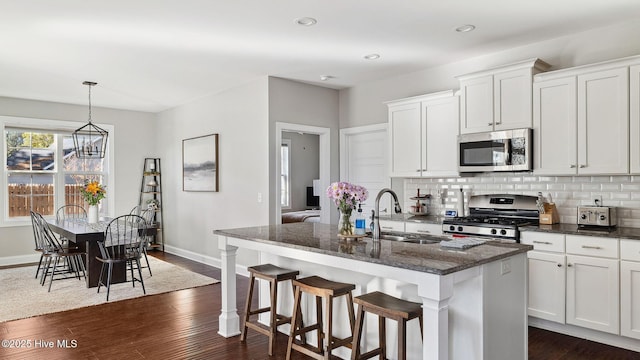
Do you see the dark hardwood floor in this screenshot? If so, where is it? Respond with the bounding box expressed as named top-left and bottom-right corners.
top-left (1, 252), bottom-right (638, 359)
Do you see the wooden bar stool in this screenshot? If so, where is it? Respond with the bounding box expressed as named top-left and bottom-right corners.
top-left (286, 275), bottom-right (356, 360)
top-left (240, 264), bottom-right (300, 356)
top-left (351, 291), bottom-right (423, 360)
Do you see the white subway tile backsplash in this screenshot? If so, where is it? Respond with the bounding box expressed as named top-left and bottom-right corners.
top-left (406, 173), bottom-right (640, 228)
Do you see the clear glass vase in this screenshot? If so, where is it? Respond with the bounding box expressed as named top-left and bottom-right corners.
top-left (338, 208), bottom-right (354, 235)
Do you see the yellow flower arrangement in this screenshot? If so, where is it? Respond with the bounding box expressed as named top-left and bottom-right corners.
top-left (80, 181), bottom-right (106, 206)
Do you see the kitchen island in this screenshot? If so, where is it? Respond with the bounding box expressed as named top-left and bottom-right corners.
top-left (214, 222), bottom-right (532, 360)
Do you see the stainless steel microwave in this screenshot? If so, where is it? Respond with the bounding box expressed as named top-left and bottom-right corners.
top-left (458, 128), bottom-right (532, 172)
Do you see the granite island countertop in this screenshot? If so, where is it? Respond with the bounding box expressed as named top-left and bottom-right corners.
top-left (214, 222), bottom-right (532, 276)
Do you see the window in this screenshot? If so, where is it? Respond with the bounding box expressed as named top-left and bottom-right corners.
top-left (280, 139), bottom-right (291, 209)
top-left (3, 117), bottom-right (111, 222)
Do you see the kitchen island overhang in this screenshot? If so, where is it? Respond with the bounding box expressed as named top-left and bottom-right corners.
top-left (214, 222), bottom-right (532, 360)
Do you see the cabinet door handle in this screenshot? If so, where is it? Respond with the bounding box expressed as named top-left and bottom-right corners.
top-left (416, 169), bottom-right (422, 172)
top-left (570, 165), bottom-right (577, 168)
top-left (495, 121), bottom-right (502, 125)
top-left (557, 263), bottom-right (562, 268)
top-left (533, 241), bottom-right (552, 245)
top-left (487, 122), bottom-right (494, 126)
top-left (381, 226), bottom-right (393, 230)
top-left (581, 245), bottom-right (602, 249)
top-left (579, 164), bottom-right (587, 168)
top-left (416, 230), bottom-right (430, 233)
top-left (567, 263), bottom-right (572, 267)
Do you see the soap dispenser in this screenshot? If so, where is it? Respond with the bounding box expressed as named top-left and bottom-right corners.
top-left (355, 204), bottom-right (366, 235)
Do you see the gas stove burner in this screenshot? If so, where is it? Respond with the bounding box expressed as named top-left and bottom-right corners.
top-left (442, 194), bottom-right (541, 242)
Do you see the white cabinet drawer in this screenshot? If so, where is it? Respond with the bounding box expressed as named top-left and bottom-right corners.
top-left (621, 239), bottom-right (640, 262)
top-left (378, 219), bottom-right (405, 232)
top-left (520, 232), bottom-right (565, 253)
top-left (566, 235), bottom-right (618, 258)
top-left (405, 222), bottom-right (442, 236)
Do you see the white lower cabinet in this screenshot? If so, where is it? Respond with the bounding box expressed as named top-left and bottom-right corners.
top-left (405, 222), bottom-right (442, 236)
top-left (523, 231), bottom-right (623, 335)
top-left (527, 250), bottom-right (566, 323)
top-left (377, 219), bottom-right (405, 232)
top-left (621, 239), bottom-right (640, 340)
top-left (565, 254), bottom-right (619, 334)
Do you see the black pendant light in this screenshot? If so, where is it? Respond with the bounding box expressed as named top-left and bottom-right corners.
top-left (72, 81), bottom-right (108, 158)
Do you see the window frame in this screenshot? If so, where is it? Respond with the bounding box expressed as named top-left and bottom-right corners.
top-left (1, 115), bottom-right (115, 226)
top-left (280, 139), bottom-right (291, 210)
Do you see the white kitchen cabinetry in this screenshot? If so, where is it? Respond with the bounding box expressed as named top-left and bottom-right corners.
top-left (405, 222), bottom-right (442, 236)
top-left (565, 235), bottom-right (619, 335)
top-left (388, 101), bottom-right (422, 177)
top-left (631, 65), bottom-right (640, 173)
top-left (534, 58), bottom-right (635, 175)
top-left (387, 91), bottom-right (458, 177)
top-left (621, 239), bottom-right (640, 340)
top-left (521, 232), bottom-right (566, 323)
top-left (457, 58), bottom-right (550, 134)
top-left (378, 219), bottom-right (405, 232)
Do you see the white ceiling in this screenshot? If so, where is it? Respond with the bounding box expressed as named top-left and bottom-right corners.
top-left (1, 0), bottom-right (639, 113)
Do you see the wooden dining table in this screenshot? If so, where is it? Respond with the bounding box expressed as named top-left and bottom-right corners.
top-left (46, 218), bottom-right (127, 288)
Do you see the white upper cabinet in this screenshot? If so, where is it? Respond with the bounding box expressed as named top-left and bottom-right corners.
top-left (387, 91), bottom-right (459, 178)
top-left (533, 77), bottom-right (577, 175)
top-left (534, 57), bottom-right (637, 175)
top-left (631, 65), bottom-right (640, 173)
top-left (457, 58), bottom-right (550, 134)
top-left (388, 101), bottom-right (422, 177)
top-left (577, 68), bottom-right (629, 174)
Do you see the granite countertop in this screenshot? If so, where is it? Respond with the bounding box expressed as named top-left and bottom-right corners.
top-left (521, 223), bottom-right (640, 241)
top-left (214, 222), bottom-right (532, 276)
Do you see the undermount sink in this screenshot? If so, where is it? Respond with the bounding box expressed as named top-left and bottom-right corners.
top-left (373, 232), bottom-right (440, 244)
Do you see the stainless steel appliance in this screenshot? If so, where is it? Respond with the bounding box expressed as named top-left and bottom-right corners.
top-left (577, 206), bottom-right (617, 228)
top-left (458, 128), bottom-right (532, 172)
top-left (442, 194), bottom-right (539, 242)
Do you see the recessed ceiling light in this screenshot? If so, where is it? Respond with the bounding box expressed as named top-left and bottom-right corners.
top-left (455, 24), bottom-right (476, 33)
top-left (320, 75), bottom-right (333, 81)
top-left (364, 53), bottom-right (380, 60)
top-left (295, 17), bottom-right (317, 26)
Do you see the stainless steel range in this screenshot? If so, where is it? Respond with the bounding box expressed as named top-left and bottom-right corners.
top-left (442, 194), bottom-right (539, 242)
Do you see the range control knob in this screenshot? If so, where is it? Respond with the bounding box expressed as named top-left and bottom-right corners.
top-left (500, 229), bottom-right (507, 235)
top-left (580, 213), bottom-right (587, 220)
top-left (490, 229), bottom-right (497, 235)
top-left (599, 214), bottom-right (607, 221)
top-left (449, 225), bottom-right (455, 231)
top-left (457, 226), bottom-right (463, 232)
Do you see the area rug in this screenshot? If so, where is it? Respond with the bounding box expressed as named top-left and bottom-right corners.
top-left (0, 256), bottom-right (218, 322)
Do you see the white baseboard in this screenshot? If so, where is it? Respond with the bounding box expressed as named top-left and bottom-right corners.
top-left (0, 254), bottom-right (40, 267)
top-left (162, 244), bottom-right (249, 277)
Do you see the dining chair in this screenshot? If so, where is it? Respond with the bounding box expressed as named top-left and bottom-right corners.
top-left (129, 207), bottom-right (154, 276)
top-left (55, 204), bottom-right (87, 245)
top-left (31, 211), bottom-right (87, 291)
top-left (96, 214), bottom-right (147, 301)
top-left (30, 211), bottom-right (50, 279)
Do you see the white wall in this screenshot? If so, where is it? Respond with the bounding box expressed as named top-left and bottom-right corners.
top-left (268, 77), bottom-right (340, 224)
top-left (0, 96), bottom-right (156, 265)
top-left (155, 78), bottom-right (270, 267)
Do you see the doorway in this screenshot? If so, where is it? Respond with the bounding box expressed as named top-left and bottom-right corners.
top-left (275, 122), bottom-right (330, 224)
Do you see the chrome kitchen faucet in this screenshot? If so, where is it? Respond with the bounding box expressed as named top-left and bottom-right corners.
top-left (372, 188), bottom-right (402, 241)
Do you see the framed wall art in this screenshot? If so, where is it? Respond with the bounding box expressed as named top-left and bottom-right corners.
top-left (182, 133), bottom-right (219, 192)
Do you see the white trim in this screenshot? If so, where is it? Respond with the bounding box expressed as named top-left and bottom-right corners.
top-left (280, 138), bottom-right (292, 209)
top-left (274, 122), bottom-right (330, 224)
top-left (0, 115), bottom-right (115, 227)
top-left (163, 243), bottom-right (249, 277)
